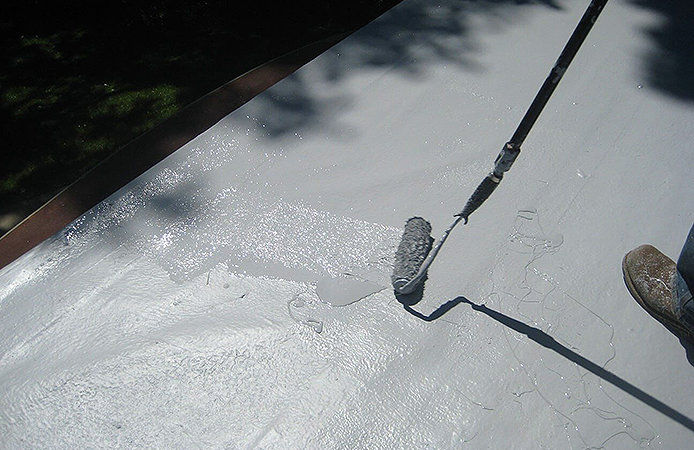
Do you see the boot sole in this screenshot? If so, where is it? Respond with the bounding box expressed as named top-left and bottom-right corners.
top-left (622, 253), bottom-right (694, 341)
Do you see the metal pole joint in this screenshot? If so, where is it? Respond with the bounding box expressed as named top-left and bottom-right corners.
top-left (492, 142), bottom-right (521, 178)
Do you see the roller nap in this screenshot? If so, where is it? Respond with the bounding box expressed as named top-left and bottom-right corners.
top-left (391, 217), bottom-right (432, 294)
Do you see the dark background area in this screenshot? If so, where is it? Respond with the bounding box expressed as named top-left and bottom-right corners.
top-left (1, 0), bottom-right (691, 239)
top-left (0, 0), bottom-right (401, 235)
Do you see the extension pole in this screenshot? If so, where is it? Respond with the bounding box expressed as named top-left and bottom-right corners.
top-left (510, 0), bottom-right (609, 147)
top-left (393, 0), bottom-right (610, 295)
top-left (458, 0), bottom-right (609, 222)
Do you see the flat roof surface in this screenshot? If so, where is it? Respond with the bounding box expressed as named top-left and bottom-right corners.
top-left (1, 0), bottom-right (693, 447)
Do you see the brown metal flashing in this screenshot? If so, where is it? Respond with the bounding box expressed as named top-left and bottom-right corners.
top-left (0, 35), bottom-right (345, 271)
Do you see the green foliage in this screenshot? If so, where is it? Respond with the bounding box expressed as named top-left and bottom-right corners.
top-left (0, 0), bottom-right (401, 229)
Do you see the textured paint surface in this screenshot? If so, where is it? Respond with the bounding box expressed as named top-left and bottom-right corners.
top-left (1, 0), bottom-right (694, 447)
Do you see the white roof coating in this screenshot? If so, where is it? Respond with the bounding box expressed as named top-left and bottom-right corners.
top-left (1, 0), bottom-right (693, 447)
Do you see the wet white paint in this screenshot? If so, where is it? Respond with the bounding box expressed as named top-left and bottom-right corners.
top-left (316, 275), bottom-right (384, 307)
top-left (1, 0), bottom-right (693, 448)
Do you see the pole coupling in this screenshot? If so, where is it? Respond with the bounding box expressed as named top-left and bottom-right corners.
top-left (492, 142), bottom-right (521, 178)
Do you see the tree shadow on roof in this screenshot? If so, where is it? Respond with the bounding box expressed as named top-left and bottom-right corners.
top-left (243, 0), bottom-right (566, 139)
top-left (629, 0), bottom-right (694, 102)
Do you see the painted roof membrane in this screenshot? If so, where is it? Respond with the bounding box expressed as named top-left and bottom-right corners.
top-left (1, 0), bottom-right (693, 447)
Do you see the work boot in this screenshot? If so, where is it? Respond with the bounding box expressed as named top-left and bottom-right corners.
top-left (622, 245), bottom-right (694, 341)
